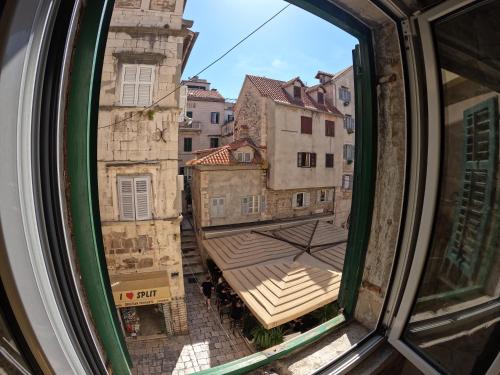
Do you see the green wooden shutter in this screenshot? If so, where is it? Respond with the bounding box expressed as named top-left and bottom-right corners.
top-left (445, 97), bottom-right (498, 279)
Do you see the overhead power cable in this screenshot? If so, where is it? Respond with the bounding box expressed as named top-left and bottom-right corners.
top-left (100, 4), bottom-right (291, 129)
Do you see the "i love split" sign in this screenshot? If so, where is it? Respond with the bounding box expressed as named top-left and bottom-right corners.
top-left (113, 287), bottom-right (171, 307)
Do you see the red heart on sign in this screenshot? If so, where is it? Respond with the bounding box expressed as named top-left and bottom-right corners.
top-left (126, 292), bottom-right (134, 300)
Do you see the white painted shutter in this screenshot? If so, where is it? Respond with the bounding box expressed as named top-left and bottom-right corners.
top-left (241, 197), bottom-right (248, 215)
top-left (211, 198), bottom-right (218, 217)
top-left (134, 176), bottom-right (151, 220)
top-left (138, 66), bottom-right (152, 82)
top-left (218, 198), bottom-right (224, 217)
top-left (260, 195), bottom-right (266, 213)
top-left (137, 66), bottom-right (153, 106)
top-left (328, 189), bottom-right (334, 201)
top-left (137, 84), bottom-right (151, 106)
top-left (118, 177), bottom-right (135, 220)
top-left (292, 193), bottom-right (298, 208)
top-left (304, 192), bottom-right (310, 207)
top-left (122, 65), bottom-right (137, 105)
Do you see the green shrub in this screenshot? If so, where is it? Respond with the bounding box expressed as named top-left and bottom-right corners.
top-left (311, 302), bottom-right (339, 324)
top-left (251, 324), bottom-right (284, 350)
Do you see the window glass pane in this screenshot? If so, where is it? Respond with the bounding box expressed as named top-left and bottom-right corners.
top-left (403, 2), bottom-right (500, 373)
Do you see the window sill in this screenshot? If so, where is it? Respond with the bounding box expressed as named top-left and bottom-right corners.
top-left (195, 315), bottom-right (372, 375)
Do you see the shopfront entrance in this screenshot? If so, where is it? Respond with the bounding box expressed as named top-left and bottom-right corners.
top-left (120, 304), bottom-right (166, 338)
top-left (110, 271), bottom-right (171, 339)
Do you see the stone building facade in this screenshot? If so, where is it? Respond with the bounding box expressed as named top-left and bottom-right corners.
top-left (97, 0), bottom-right (196, 336)
top-left (189, 72), bottom-right (353, 231)
top-left (319, 67), bottom-right (356, 227)
top-left (178, 76), bottom-right (226, 175)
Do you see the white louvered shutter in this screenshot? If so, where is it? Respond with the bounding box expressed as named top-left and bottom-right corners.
top-left (134, 176), bottom-right (151, 220)
top-left (211, 198), bottom-right (218, 217)
top-left (304, 192), bottom-right (310, 207)
top-left (218, 198), bottom-right (224, 217)
top-left (121, 65), bottom-right (137, 105)
top-left (118, 177), bottom-right (135, 220)
top-left (137, 66), bottom-right (153, 106)
top-left (241, 197), bottom-right (248, 215)
top-left (292, 193), bottom-right (298, 208)
top-left (328, 189), bottom-right (334, 201)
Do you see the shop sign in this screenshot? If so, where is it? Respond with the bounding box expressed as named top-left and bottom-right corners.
top-left (113, 287), bottom-right (170, 307)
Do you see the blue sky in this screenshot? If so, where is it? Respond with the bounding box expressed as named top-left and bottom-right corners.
top-left (182, 0), bottom-right (358, 99)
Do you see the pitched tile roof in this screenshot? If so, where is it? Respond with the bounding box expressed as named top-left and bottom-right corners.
top-left (315, 70), bottom-right (334, 79)
top-left (187, 88), bottom-right (225, 102)
top-left (246, 75), bottom-right (343, 116)
top-left (186, 138), bottom-right (262, 166)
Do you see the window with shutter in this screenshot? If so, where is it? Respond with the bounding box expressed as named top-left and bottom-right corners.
top-left (118, 175), bottom-right (152, 220)
top-left (318, 189), bottom-right (328, 202)
top-left (121, 64), bottom-right (154, 106)
top-left (343, 144), bottom-right (354, 162)
top-left (342, 174), bottom-right (353, 190)
top-left (241, 196), bottom-right (261, 214)
top-left (210, 197), bottom-right (225, 218)
top-left (339, 86), bottom-right (351, 102)
top-left (301, 116), bottom-right (312, 134)
top-left (210, 112), bottom-right (220, 124)
top-left (444, 97), bottom-right (497, 279)
top-left (293, 192), bottom-right (309, 208)
top-left (344, 115), bottom-right (355, 133)
top-left (325, 120), bottom-right (335, 137)
top-left (297, 152), bottom-right (315, 168)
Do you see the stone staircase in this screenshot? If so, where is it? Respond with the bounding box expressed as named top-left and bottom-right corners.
top-left (181, 218), bottom-right (206, 278)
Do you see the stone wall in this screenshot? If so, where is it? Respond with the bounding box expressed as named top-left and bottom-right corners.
top-left (233, 79), bottom-right (267, 146)
top-left (97, 0), bottom-right (189, 332)
top-left (195, 166), bottom-right (269, 227)
top-left (354, 21), bottom-right (406, 328)
top-left (112, 0), bottom-right (184, 29)
top-left (266, 188), bottom-right (336, 220)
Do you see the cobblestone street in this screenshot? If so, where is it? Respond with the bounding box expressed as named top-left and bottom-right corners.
top-left (128, 278), bottom-right (251, 375)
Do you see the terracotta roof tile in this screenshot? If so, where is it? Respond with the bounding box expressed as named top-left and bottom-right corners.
top-left (186, 138), bottom-right (262, 166)
top-left (246, 75), bottom-right (343, 116)
top-left (188, 88), bottom-right (225, 102)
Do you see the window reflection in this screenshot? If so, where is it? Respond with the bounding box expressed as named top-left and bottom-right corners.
top-left (403, 1), bottom-right (500, 374)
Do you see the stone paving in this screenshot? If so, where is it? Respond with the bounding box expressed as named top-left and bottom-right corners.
top-left (128, 278), bottom-right (252, 375)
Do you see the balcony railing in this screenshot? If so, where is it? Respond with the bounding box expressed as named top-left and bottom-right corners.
top-left (179, 120), bottom-right (201, 130)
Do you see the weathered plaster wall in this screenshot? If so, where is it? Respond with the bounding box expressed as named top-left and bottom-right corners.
top-left (354, 21), bottom-right (406, 328)
top-left (196, 167), bottom-right (269, 227)
top-left (179, 98), bottom-right (225, 168)
top-left (268, 101), bottom-right (345, 191)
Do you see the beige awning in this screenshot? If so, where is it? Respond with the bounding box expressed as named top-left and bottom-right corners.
top-left (110, 271), bottom-right (171, 308)
top-left (203, 220), bottom-right (348, 329)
